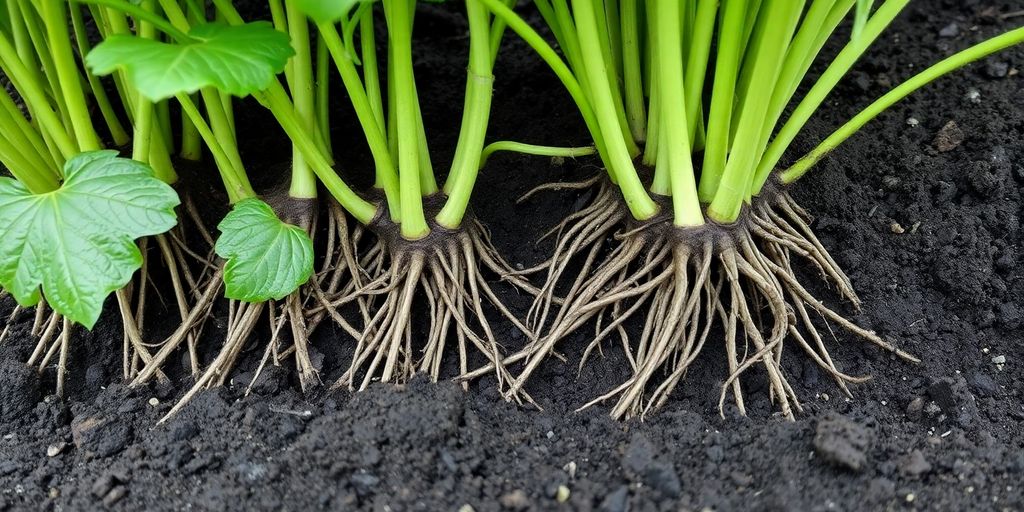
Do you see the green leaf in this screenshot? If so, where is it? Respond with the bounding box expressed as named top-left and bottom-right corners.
top-left (215, 198), bottom-right (314, 302)
top-left (86, 22), bottom-right (294, 101)
top-left (293, 0), bottom-right (372, 25)
top-left (0, 151), bottom-right (180, 329)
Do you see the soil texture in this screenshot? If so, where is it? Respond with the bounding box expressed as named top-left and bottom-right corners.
top-left (1, 1), bottom-right (1023, 511)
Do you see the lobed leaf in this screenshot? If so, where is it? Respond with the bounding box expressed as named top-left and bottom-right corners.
top-left (86, 22), bottom-right (294, 101)
top-left (215, 198), bottom-right (314, 302)
top-left (0, 151), bottom-right (180, 329)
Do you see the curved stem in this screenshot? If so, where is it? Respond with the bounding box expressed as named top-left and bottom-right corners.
top-left (386, 0), bottom-right (429, 239)
top-left (75, 0), bottom-right (192, 42)
top-left (754, 0), bottom-right (907, 193)
top-left (571, 0), bottom-right (658, 221)
top-left (256, 80), bottom-right (379, 224)
top-left (478, 141), bottom-right (596, 168)
top-left (437, 0), bottom-right (494, 229)
top-left (781, 26), bottom-right (1024, 184)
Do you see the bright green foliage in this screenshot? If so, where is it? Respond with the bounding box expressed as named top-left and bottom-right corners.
top-left (293, 0), bottom-right (368, 24)
top-left (0, 151), bottom-right (180, 328)
top-left (215, 198), bottom-right (314, 302)
top-left (85, 22), bottom-right (294, 100)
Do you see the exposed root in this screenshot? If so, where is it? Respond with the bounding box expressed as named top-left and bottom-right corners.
top-left (334, 213), bottom-right (534, 403)
top-left (495, 177), bottom-right (916, 420)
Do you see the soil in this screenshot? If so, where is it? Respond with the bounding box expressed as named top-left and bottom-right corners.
top-left (2, 1), bottom-right (1024, 511)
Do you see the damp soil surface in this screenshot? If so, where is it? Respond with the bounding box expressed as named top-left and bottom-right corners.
top-left (2, 2), bottom-right (1024, 511)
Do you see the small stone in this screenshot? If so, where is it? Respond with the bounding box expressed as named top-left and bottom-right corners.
top-left (992, 355), bottom-right (1006, 365)
top-left (965, 88), bottom-right (981, 104)
top-left (599, 486), bottom-right (629, 512)
top-left (102, 486), bottom-right (127, 507)
top-left (900, 450), bottom-right (932, 477)
top-left (730, 471), bottom-right (754, 487)
top-left (934, 121), bottom-right (964, 152)
top-left (969, 373), bottom-right (999, 397)
top-left (890, 222), bottom-right (905, 234)
top-left (882, 175), bottom-right (901, 189)
top-left (906, 117), bottom-right (919, 127)
top-left (499, 490), bottom-right (530, 510)
top-left (350, 472), bottom-right (379, 496)
top-left (458, 506), bottom-right (475, 512)
top-left (814, 414), bottom-right (871, 472)
top-left (906, 397), bottom-right (924, 420)
top-left (555, 485), bottom-right (570, 503)
top-left (563, 461), bottom-right (577, 479)
top-left (938, 23), bottom-right (959, 38)
top-left (984, 60), bottom-right (1009, 79)
top-left (48, 487), bottom-right (60, 499)
top-left (148, 397), bottom-right (160, 407)
top-left (46, 442), bottom-right (67, 458)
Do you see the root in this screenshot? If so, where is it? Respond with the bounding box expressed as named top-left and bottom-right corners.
top-left (334, 220), bottom-right (533, 403)
top-left (490, 177), bottom-right (915, 419)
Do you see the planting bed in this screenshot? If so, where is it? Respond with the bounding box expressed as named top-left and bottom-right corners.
top-left (1, 1), bottom-right (1023, 510)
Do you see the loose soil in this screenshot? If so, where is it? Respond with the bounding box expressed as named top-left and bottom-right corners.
top-left (2, 2), bottom-right (1023, 511)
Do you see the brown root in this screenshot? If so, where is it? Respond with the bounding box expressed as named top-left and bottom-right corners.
top-left (333, 219), bottom-right (533, 403)
top-left (488, 176), bottom-right (915, 420)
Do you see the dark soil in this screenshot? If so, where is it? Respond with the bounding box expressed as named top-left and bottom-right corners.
top-left (2, 2), bottom-right (1024, 511)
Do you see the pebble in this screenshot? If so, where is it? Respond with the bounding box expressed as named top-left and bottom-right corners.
top-left (938, 22), bottom-right (959, 38)
top-left (906, 397), bottom-right (924, 420)
top-left (814, 414), bottom-right (871, 472)
top-left (965, 88), bottom-right (981, 104)
top-left (984, 60), bottom-right (1009, 79)
top-left (969, 373), bottom-right (999, 397)
top-left (906, 117), bottom-right (919, 127)
top-left (46, 442), bottom-right (66, 458)
top-left (563, 461), bottom-right (577, 479)
top-left (350, 471), bottom-right (379, 496)
top-left (458, 506), bottom-right (474, 512)
top-left (599, 486), bottom-right (629, 512)
top-left (900, 450), bottom-right (933, 477)
top-left (622, 435), bottom-right (681, 497)
top-left (934, 120), bottom-right (964, 152)
top-left (499, 490), bottom-right (530, 510)
top-left (102, 486), bottom-right (128, 507)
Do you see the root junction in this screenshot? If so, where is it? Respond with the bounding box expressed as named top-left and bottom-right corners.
top-left (333, 202), bottom-right (536, 401)
top-left (497, 177), bottom-right (917, 420)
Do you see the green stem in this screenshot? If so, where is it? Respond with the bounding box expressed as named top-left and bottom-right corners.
top-left (256, 81), bottom-right (378, 224)
top-left (284, 0), bottom-right (318, 200)
top-left (697, 0), bottom-right (746, 202)
top-left (782, 25), bottom-right (1024, 184)
top-left (707, 0), bottom-right (801, 223)
top-left (175, 93), bottom-right (253, 202)
top-left (0, 86), bottom-right (60, 174)
top-left (385, 0), bottom-right (429, 238)
top-left (0, 136), bottom-right (60, 194)
top-left (41, 0), bottom-right (102, 152)
top-left (619, 0), bottom-right (646, 143)
top-left (571, 0), bottom-right (658, 221)
top-left (0, 30), bottom-right (78, 160)
top-left (754, 0), bottom-right (907, 193)
top-left (199, 88), bottom-right (247, 180)
top-left (315, 33), bottom-right (333, 158)
top-left (478, 0), bottom-right (612, 180)
top-left (479, 141), bottom-right (596, 169)
top-left (74, 0), bottom-right (192, 42)
top-left (652, 0), bottom-right (702, 226)
top-left (69, 0), bottom-right (130, 146)
top-left (683, 0), bottom-right (717, 146)
top-left (318, 21), bottom-right (401, 221)
top-left (437, 0), bottom-right (494, 228)
top-left (360, 6), bottom-right (386, 130)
